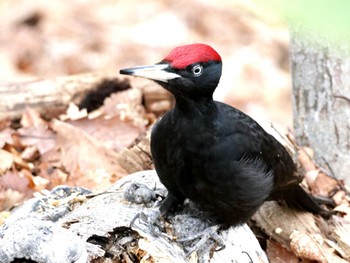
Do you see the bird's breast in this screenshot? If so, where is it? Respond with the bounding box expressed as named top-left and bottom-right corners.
top-left (151, 113), bottom-right (220, 171)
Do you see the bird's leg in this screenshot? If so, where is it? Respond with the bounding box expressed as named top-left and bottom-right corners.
top-left (129, 199), bottom-right (160, 226)
top-left (130, 191), bottom-right (184, 238)
top-left (177, 225), bottom-right (225, 255)
top-left (124, 182), bottom-right (164, 234)
top-left (159, 192), bottom-right (185, 216)
top-left (131, 204), bottom-right (173, 239)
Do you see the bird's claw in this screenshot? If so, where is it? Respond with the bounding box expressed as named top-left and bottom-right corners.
top-left (129, 208), bottom-right (174, 240)
top-left (177, 225), bottom-right (225, 256)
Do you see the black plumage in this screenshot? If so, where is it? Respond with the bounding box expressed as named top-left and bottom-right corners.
top-left (120, 43), bottom-right (330, 226)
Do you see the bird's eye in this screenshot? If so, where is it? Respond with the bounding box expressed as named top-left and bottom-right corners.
top-left (192, 65), bottom-right (203, 76)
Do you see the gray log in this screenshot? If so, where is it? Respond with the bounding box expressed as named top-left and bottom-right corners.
top-left (0, 170), bottom-right (267, 263)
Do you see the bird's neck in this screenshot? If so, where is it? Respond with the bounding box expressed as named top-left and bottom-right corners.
top-left (174, 95), bottom-right (218, 118)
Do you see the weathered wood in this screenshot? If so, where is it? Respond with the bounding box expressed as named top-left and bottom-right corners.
top-left (0, 72), bottom-right (128, 120)
top-left (0, 171), bottom-right (268, 263)
top-left (253, 201), bottom-right (349, 262)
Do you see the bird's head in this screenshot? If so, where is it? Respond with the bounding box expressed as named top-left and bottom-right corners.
top-left (120, 43), bottom-right (222, 99)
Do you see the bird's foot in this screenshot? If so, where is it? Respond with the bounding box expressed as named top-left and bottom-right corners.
top-left (124, 182), bottom-right (167, 233)
top-left (129, 201), bottom-right (173, 239)
top-left (177, 225), bottom-right (225, 256)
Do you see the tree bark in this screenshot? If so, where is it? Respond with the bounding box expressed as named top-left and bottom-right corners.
top-left (290, 31), bottom-right (350, 183)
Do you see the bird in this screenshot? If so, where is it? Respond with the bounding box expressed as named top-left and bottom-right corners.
top-left (119, 43), bottom-right (331, 227)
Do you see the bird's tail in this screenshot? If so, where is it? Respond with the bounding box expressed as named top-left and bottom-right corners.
top-left (284, 185), bottom-right (333, 217)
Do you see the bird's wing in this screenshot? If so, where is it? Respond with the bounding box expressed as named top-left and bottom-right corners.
top-left (214, 101), bottom-right (301, 191)
top-left (213, 101), bottom-right (266, 160)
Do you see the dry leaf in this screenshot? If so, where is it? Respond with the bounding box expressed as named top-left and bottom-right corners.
top-left (298, 148), bottom-right (337, 196)
top-left (311, 171), bottom-right (338, 197)
top-left (31, 175), bottom-right (50, 191)
top-left (17, 125), bottom-right (56, 155)
top-left (67, 115), bottom-right (145, 151)
top-left (2, 145), bottom-right (32, 171)
top-left (0, 149), bottom-right (14, 174)
top-left (0, 127), bottom-right (15, 148)
top-left (0, 170), bottom-right (35, 210)
top-left (0, 189), bottom-right (26, 211)
top-left (51, 119), bottom-right (127, 189)
top-left (21, 145), bottom-right (40, 161)
top-left (20, 107), bottom-right (47, 128)
top-left (38, 161), bottom-right (69, 189)
top-left (0, 119), bottom-right (11, 131)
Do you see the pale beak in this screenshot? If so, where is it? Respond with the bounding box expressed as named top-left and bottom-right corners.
top-left (119, 64), bottom-right (180, 83)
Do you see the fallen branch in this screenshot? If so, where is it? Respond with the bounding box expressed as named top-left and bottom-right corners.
top-left (0, 72), bottom-right (173, 121)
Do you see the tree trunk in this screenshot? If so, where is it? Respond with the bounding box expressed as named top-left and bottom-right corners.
top-left (290, 31), bottom-right (350, 183)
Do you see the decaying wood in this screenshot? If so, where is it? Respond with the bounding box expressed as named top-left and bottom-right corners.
top-left (0, 171), bottom-right (268, 263)
top-left (0, 72), bottom-right (116, 120)
top-left (253, 201), bottom-right (350, 262)
top-left (0, 72), bottom-right (173, 122)
top-left (117, 130), bottom-right (153, 173)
